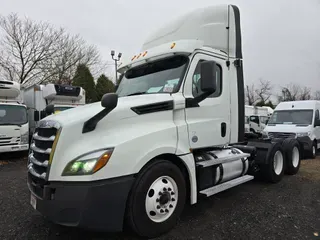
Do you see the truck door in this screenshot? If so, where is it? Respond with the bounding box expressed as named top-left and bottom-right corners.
top-left (183, 53), bottom-right (230, 149)
top-left (249, 115), bottom-right (260, 133)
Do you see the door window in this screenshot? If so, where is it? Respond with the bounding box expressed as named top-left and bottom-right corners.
top-left (250, 116), bottom-right (260, 124)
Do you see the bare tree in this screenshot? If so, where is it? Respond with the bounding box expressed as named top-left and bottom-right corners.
top-left (314, 91), bottom-right (320, 100)
top-left (255, 78), bottom-right (272, 103)
top-left (245, 84), bottom-right (257, 105)
top-left (299, 86), bottom-right (312, 100)
top-left (0, 13), bottom-right (102, 87)
top-left (280, 83), bottom-right (301, 101)
top-left (0, 13), bottom-right (63, 85)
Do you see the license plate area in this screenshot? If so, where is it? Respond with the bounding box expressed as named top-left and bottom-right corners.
top-left (30, 194), bottom-right (37, 210)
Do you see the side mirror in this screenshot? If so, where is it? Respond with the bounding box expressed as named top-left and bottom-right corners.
top-left (45, 105), bottom-right (54, 115)
top-left (34, 111), bottom-right (39, 122)
top-left (101, 93), bottom-right (118, 110)
top-left (200, 61), bottom-right (217, 93)
top-left (315, 119), bottom-right (320, 127)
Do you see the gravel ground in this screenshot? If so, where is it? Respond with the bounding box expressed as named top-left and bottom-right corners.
top-left (0, 152), bottom-right (319, 240)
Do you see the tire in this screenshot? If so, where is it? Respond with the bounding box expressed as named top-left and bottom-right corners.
top-left (126, 160), bottom-right (186, 238)
top-left (261, 142), bottom-right (285, 183)
top-left (282, 138), bottom-right (301, 175)
top-left (309, 142), bottom-right (317, 159)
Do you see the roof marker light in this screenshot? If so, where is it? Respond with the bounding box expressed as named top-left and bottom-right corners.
top-left (136, 53), bottom-right (142, 59)
top-left (131, 55), bottom-right (136, 61)
top-left (142, 51), bottom-right (148, 57)
top-left (171, 42), bottom-right (176, 49)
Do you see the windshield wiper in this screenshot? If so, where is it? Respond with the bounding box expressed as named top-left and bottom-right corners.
top-left (0, 123), bottom-right (22, 127)
top-left (125, 91), bottom-right (147, 96)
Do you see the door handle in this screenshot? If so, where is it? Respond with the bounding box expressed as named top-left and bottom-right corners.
top-left (221, 122), bottom-right (226, 137)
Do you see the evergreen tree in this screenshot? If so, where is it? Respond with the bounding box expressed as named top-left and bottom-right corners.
top-left (72, 64), bottom-right (96, 103)
top-left (95, 74), bottom-right (115, 101)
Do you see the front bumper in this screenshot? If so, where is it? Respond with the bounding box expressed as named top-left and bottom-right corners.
top-left (27, 174), bottom-right (135, 232)
top-left (0, 144), bottom-right (29, 153)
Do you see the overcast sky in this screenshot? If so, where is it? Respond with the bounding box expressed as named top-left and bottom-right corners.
top-left (2, 0), bottom-right (320, 95)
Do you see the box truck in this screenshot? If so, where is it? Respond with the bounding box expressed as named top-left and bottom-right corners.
top-left (27, 4), bottom-right (302, 238)
top-left (23, 84), bottom-right (85, 137)
top-left (0, 80), bottom-right (29, 153)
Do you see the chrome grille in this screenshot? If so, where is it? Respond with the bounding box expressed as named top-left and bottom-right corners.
top-left (268, 132), bottom-right (296, 139)
top-left (28, 120), bottom-right (60, 186)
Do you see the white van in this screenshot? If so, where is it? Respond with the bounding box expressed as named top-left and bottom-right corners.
top-left (263, 100), bottom-right (320, 158)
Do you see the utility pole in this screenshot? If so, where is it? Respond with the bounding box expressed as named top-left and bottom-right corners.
top-left (111, 50), bottom-right (122, 84)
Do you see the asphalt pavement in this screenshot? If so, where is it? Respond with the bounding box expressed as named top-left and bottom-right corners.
top-left (0, 152), bottom-right (319, 240)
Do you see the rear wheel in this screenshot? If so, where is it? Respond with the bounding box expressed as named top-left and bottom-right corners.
top-left (126, 160), bottom-right (186, 238)
top-left (261, 142), bottom-right (285, 183)
top-left (282, 138), bottom-right (301, 175)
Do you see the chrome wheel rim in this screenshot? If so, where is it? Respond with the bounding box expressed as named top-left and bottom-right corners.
top-left (145, 176), bottom-right (178, 223)
top-left (273, 150), bottom-right (284, 175)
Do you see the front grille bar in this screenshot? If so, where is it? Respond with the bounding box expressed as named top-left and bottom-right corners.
top-left (28, 164), bottom-right (46, 179)
top-left (31, 143), bottom-right (51, 154)
top-left (29, 154), bottom-right (49, 167)
top-left (33, 132), bottom-right (55, 141)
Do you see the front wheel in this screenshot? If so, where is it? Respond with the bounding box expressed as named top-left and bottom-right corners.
top-left (126, 160), bottom-right (186, 238)
top-left (309, 142), bottom-right (317, 159)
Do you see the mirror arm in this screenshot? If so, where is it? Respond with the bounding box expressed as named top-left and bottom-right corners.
top-left (185, 91), bottom-right (214, 108)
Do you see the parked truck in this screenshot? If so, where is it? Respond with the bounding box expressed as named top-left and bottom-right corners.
top-left (23, 83), bottom-right (85, 137)
top-left (245, 105), bottom-right (270, 134)
top-left (263, 100), bottom-right (320, 159)
top-left (0, 80), bottom-right (29, 153)
top-left (27, 4), bottom-right (302, 238)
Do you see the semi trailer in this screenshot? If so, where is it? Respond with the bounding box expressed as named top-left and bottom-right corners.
top-left (0, 80), bottom-right (29, 153)
top-left (23, 83), bottom-right (85, 137)
top-left (27, 4), bottom-right (302, 238)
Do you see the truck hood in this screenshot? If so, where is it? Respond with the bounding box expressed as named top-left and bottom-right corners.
top-left (44, 94), bottom-right (174, 127)
top-left (264, 124), bottom-right (312, 133)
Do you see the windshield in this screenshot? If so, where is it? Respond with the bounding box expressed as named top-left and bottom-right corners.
top-left (116, 55), bottom-right (188, 97)
top-left (268, 109), bottom-right (314, 125)
top-left (54, 106), bottom-right (74, 114)
top-left (0, 105), bottom-right (27, 126)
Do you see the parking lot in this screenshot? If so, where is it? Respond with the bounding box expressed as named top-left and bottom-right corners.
top-left (0, 152), bottom-right (319, 240)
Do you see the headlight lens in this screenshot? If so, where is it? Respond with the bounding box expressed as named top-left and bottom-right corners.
top-left (62, 148), bottom-right (114, 176)
top-left (296, 132), bottom-right (311, 137)
top-left (21, 132), bottom-right (29, 144)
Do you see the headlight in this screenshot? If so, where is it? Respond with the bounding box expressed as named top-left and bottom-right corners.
top-left (62, 148), bottom-right (114, 176)
top-left (296, 132), bottom-right (311, 137)
top-left (21, 132), bottom-right (29, 144)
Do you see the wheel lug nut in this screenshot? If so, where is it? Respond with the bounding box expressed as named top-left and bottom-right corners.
top-left (168, 188), bottom-right (172, 191)
top-left (165, 209), bottom-right (169, 213)
top-left (163, 188), bottom-right (167, 191)
top-left (159, 192), bottom-right (162, 195)
top-left (171, 192), bottom-right (174, 195)
top-left (172, 198), bottom-right (175, 201)
top-left (169, 204), bottom-right (173, 208)
top-left (160, 209), bottom-right (164, 213)
top-left (157, 205), bottom-right (160, 209)
top-left (156, 198), bottom-right (159, 202)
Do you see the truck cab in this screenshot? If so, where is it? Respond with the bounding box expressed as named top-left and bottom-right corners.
top-left (27, 4), bottom-right (302, 238)
top-left (0, 80), bottom-right (29, 153)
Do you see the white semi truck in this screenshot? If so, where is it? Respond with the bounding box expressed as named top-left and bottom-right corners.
top-left (27, 5), bottom-right (302, 238)
top-left (0, 80), bottom-right (29, 153)
top-left (23, 83), bottom-right (85, 138)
